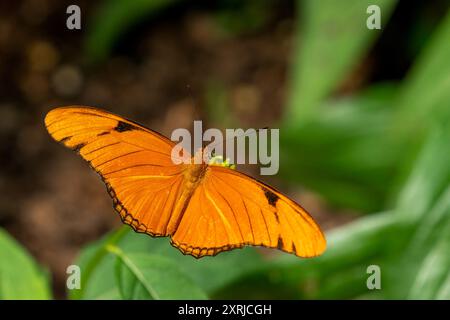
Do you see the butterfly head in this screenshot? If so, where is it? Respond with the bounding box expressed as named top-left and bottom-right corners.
top-left (191, 147), bottom-right (234, 169)
top-left (208, 155), bottom-right (236, 169)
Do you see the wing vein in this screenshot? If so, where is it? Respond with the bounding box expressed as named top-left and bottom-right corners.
top-left (211, 179), bottom-right (244, 243)
top-left (260, 207), bottom-right (271, 245)
top-left (163, 178), bottom-right (182, 234)
top-left (103, 164), bottom-right (178, 176)
top-left (83, 141), bottom-right (121, 156)
top-left (204, 188), bottom-right (234, 243)
top-left (242, 199), bottom-right (255, 243)
top-left (96, 150), bottom-right (145, 168)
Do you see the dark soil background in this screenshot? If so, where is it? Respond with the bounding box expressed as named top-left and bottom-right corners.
top-left (0, 0), bottom-right (444, 298)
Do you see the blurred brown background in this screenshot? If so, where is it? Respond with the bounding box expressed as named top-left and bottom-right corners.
top-left (0, 0), bottom-right (314, 297)
top-left (1, 0), bottom-right (448, 299)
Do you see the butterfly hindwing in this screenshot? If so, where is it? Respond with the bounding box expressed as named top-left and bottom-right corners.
top-left (171, 166), bottom-right (326, 258)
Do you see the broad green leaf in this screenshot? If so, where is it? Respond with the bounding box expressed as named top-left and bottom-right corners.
top-left (71, 227), bottom-right (266, 299)
top-left (285, 0), bottom-right (397, 123)
top-left (85, 0), bottom-right (181, 63)
top-left (70, 252), bottom-right (118, 300)
top-left (70, 227), bottom-right (167, 299)
top-left (0, 228), bottom-right (52, 299)
top-left (69, 226), bottom-right (129, 300)
top-left (109, 247), bottom-right (207, 300)
top-left (141, 237), bottom-right (267, 294)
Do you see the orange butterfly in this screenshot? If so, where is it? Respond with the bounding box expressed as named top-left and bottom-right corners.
top-left (45, 107), bottom-right (326, 258)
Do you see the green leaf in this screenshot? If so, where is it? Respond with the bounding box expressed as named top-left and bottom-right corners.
top-left (72, 227), bottom-right (266, 299)
top-left (220, 212), bottom-right (403, 299)
top-left (280, 212), bottom-right (401, 299)
top-left (274, 211), bottom-right (399, 269)
top-left (69, 226), bottom-right (129, 300)
top-left (390, 186), bottom-right (450, 299)
top-left (85, 0), bottom-right (181, 63)
top-left (285, 0), bottom-right (397, 123)
top-left (380, 126), bottom-right (450, 299)
top-left (109, 246), bottom-right (207, 299)
top-left (234, 98), bottom-right (450, 300)
top-left (393, 9), bottom-right (450, 140)
top-left (395, 124), bottom-right (450, 220)
top-left (280, 84), bottom-right (400, 211)
top-left (408, 187), bottom-right (450, 253)
top-left (0, 228), bottom-right (52, 299)
top-left (436, 274), bottom-right (450, 299)
top-left (408, 234), bottom-right (450, 299)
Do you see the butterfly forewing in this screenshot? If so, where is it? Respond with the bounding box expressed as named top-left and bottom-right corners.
top-left (45, 107), bottom-right (187, 236)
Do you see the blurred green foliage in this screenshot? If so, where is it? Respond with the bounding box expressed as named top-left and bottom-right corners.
top-left (206, 122), bottom-right (449, 300)
top-left (85, 0), bottom-right (274, 63)
top-left (85, 0), bottom-right (181, 63)
top-left (281, 3), bottom-right (450, 212)
top-left (281, 84), bottom-right (400, 211)
top-left (213, 0), bottom-right (273, 35)
top-left (286, 0), bottom-right (398, 123)
top-left (0, 229), bottom-right (52, 299)
top-left (1, 0), bottom-right (449, 300)
top-left (108, 246), bottom-right (207, 299)
top-left (68, 227), bottom-right (265, 299)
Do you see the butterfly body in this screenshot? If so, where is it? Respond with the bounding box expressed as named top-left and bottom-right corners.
top-left (45, 107), bottom-right (326, 258)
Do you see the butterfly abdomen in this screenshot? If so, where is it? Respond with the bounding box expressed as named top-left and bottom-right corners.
top-left (163, 163), bottom-right (207, 235)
